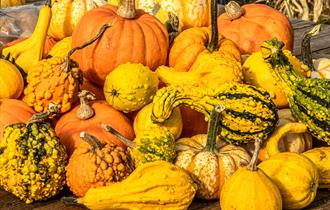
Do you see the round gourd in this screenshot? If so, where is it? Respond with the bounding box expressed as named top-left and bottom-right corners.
top-left (0, 0), bottom-right (25, 8)
top-left (49, 0), bottom-right (107, 40)
top-left (104, 63), bottom-right (159, 113)
top-left (218, 1), bottom-right (293, 54)
top-left (48, 36), bottom-right (72, 59)
top-left (220, 139), bottom-right (282, 210)
top-left (133, 103), bottom-right (182, 140)
top-left (71, 1), bottom-right (169, 85)
top-left (0, 59), bottom-right (24, 99)
top-left (55, 90), bottom-right (134, 157)
top-left (258, 152), bottom-right (319, 209)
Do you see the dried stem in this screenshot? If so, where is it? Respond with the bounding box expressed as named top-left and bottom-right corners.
top-left (76, 90), bottom-right (96, 120)
top-left (27, 103), bottom-right (59, 124)
top-left (117, 0), bottom-right (136, 19)
top-left (80, 132), bottom-right (104, 150)
top-left (246, 138), bottom-right (262, 171)
top-left (204, 105), bottom-right (225, 152)
top-left (102, 124), bottom-right (136, 148)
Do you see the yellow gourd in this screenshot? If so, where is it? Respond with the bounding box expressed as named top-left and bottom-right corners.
top-left (0, 58), bottom-right (24, 99)
top-left (48, 37), bottom-right (72, 59)
top-left (304, 147), bottom-right (330, 188)
top-left (63, 161), bottom-right (197, 210)
top-left (0, 0), bottom-right (25, 8)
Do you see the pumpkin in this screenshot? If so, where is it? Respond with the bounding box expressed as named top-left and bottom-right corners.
top-left (66, 132), bottom-right (134, 197)
top-left (55, 90), bottom-right (134, 157)
top-left (0, 99), bottom-right (35, 140)
top-left (220, 139), bottom-right (282, 210)
top-left (175, 105), bottom-right (251, 199)
top-left (303, 147), bottom-right (330, 189)
top-left (0, 58), bottom-right (24, 99)
top-left (47, 36), bottom-right (72, 59)
top-left (0, 0), bottom-right (25, 8)
top-left (258, 148), bottom-right (319, 208)
top-left (49, 0), bottom-right (107, 40)
top-left (72, 0), bottom-right (169, 86)
top-left (81, 78), bottom-right (105, 100)
top-left (104, 63), bottom-right (159, 113)
top-left (217, 1), bottom-right (293, 54)
top-left (243, 109), bottom-right (313, 161)
top-left (133, 103), bottom-right (182, 140)
top-left (180, 107), bottom-right (208, 137)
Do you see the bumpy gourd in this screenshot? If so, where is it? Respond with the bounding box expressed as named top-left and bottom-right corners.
top-left (175, 105), bottom-right (251, 199)
top-left (0, 105), bottom-right (67, 203)
top-left (104, 63), bottom-right (159, 113)
top-left (261, 39), bottom-right (330, 143)
top-left (66, 132), bottom-right (134, 197)
top-left (220, 139), bottom-right (282, 210)
top-left (63, 161), bottom-right (197, 210)
top-left (48, 37), bottom-right (72, 59)
top-left (152, 83), bottom-right (278, 144)
top-left (304, 147), bottom-right (330, 188)
top-left (103, 124), bottom-right (176, 167)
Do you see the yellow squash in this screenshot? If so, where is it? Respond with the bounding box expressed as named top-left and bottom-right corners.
top-left (63, 161), bottom-right (197, 210)
top-left (48, 36), bottom-right (72, 59)
top-left (0, 59), bottom-right (24, 99)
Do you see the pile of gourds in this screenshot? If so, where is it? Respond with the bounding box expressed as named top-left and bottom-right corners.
top-left (0, 0), bottom-right (330, 209)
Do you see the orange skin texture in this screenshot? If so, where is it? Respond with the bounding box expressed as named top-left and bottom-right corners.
top-left (71, 5), bottom-right (169, 86)
top-left (81, 78), bottom-right (105, 100)
top-left (180, 107), bottom-right (208, 138)
top-left (169, 27), bottom-right (241, 72)
top-left (0, 99), bottom-right (35, 141)
top-left (55, 100), bottom-right (135, 157)
top-left (218, 4), bottom-right (293, 54)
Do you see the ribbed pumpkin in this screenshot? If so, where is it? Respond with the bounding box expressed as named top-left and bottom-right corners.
top-left (217, 1), bottom-right (293, 54)
top-left (0, 0), bottom-right (25, 8)
top-left (0, 99), bottom-right (35, 141)
top-left (72, 0), bottom-right (169, 85)
top-left (49, 0), bottom-right (107, 40)
top-left (175, 105), bottom-right (251, 199)
top-left (0, 58), bottom-right (24, 99)
top-left (220, 139), bottom-right (282, 210)
top-left (55, 90), bottom-right (134, 157)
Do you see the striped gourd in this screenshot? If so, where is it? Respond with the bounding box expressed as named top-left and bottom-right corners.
top-left (261, 39), bottom-right (330, 143)
top-left (151, 83), bottom-right (278, 144)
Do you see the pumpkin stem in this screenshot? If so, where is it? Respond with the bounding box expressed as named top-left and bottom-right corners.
top-left (165, 12), bottom-right (179, 46)
top-left (117, 0), bottom-right (136, 19)
top-left (80, 132), bottom-right (104, 150)
top-left (301, 24), bottom-right (321, 72)
top-left (62, 197), bottom-right (78, 205)
top-left (102, 124), bottom-right (136, 149)
top-left (207, 0), bottom-right (219, 52)
top-left (45, 0), bottom-right (52, 7)
top-left (224, 1), bottom-right (244, 20)
top-left (247, 138), bottom-right (262, 171)
top-left (204, 105), bottom-right (225, 152)
top-left (76, 90), bottom-right (96, 120)
top-left (27, 103), bottom-right (59, 124)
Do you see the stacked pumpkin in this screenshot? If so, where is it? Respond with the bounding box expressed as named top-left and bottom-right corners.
top-left (0, 0), bottom-right (330, 209)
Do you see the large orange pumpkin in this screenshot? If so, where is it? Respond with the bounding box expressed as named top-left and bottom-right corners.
top-left (55, 92), bottom-right (134, 156)
top-left (0, 99), bottom-right (35, 140)
top-left (72, 0), bottom-right (169, 85)
top-left (217, 1), bottom-right (293, 54)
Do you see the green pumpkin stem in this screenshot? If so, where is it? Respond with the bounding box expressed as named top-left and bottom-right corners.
top-left (102, 124), bottom-right (136, 149)
top-left (117, 0), bottom-right (136, 19)
top-left (204, 105), bottom-right (225, 152)
top-left (207, 0), bottom-right (219, 52)
top-left (301, 24), bottom-right (321, 72)
top-left (247, 138), bottom-right (262, 171)
top-left (27, 103), bottom-right (59, 125)
top-left (80, 132), bottom-right (104, 150)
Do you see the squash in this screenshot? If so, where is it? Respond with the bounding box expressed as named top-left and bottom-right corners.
top-left (49, 0), bottom-right (107, 40)
top-left (63, 161), bottom-right (197, 210)
top-left (0, 0), bottom-right (25, 8)
top-left (104, 63), bottom-right (159, 113)
top-left (175, 105), bottom-right (251, 199)
top-left (0, 58), bottom-right (24, 99)
top-left (217, 1), bottom-right (293, 54)
top-left (180, 107), bottom-right (208, 137)
top-left (103, 124), bottom-right (176, 167)
top-left (133, 103), bottom-right (182, 140)
top-left (0, 103), bottom-right (67, 203)
top-left (303, 147), bottom-right (330, 188)
top-left (220, 139), bottom-right (282, 210)
top-left (81, 78), bottom-right (105, 100)
top-left (0, 99), bottom-right (35, 141)
top-left (152, 83), bottom-right (278, 144)
top-left (261, 38), bottom-right (330, 143)
top-left (55, 90), bottom-right (134, 157)
top-left (71, 0), bottom-right (169, 85)
top-left (66, 132), bottom-right (134, 197)
top-left (47, 36), bottom-right (72, 59)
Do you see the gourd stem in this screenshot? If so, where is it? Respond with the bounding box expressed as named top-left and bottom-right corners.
top-left (27, 103), bottom-right (59, 125)
top-left (76, 90), bottom-right (96, 120)
top-left (80, 132), bottom-right (104, 150)
top-left (207, 0), bottom-right (219, 52)
top-left (247, 138), bottom-right (262, 171)
top-left (117, 0), bottom-right (136, 19)
top-left (224, 1), bottom-right (244, 20)
top-left (301, 24), bottom-right (321, 72)
top-left (204, 105), bottom-right (225, 152)
top-left (62, 197), bottom-right (78, 205)
top-left (45, 0), bottom-right (52, 7)
top-left (64, 23), bottom-right (114, 72)
top-left (102, 124), bottom-right (136, 149)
